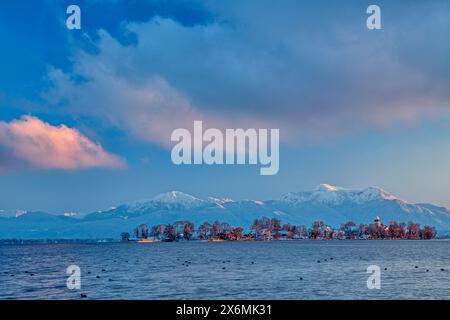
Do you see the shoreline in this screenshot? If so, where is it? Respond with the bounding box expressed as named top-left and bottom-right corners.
top-left (1, 238), bottom-right (449, 245)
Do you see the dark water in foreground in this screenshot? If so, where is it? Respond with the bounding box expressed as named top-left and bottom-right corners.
top-left (0, 240), bottom-right (449, 300)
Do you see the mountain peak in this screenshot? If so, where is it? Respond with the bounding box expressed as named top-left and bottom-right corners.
top-left (122, 191), bottom-right (205, 212)
top-left (152, 191), bottom-right (203, 204)
top-left (314, 184), bottom-right (345, 192)
top-left (281, 184), bottom-right (398, 205)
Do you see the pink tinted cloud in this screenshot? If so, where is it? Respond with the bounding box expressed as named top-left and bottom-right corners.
top-left (0, 116), bottom-right (125, 170)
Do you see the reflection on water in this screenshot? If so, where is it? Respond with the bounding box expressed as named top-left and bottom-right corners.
top-left (0, 241), bottom-right (449, 300)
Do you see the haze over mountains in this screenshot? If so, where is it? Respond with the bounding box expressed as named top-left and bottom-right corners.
top-left (1, 184), bottom-right (450, 239)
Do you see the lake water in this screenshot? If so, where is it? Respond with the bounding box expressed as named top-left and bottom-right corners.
top-left (0, 240), bottom-right (449, 300)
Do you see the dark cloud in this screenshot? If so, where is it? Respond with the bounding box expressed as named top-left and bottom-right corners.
top-left (44, 0), bottom-right (450, 145)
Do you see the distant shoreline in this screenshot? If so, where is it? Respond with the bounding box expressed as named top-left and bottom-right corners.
top-left (1, 237), bottom-right (449, 244)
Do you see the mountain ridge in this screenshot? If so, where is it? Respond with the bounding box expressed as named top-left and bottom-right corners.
top-left (1, 184), bottom-right (450, 239)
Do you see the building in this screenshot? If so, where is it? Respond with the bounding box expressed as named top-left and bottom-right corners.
top-left (374, 216), bottom-right (382, 227)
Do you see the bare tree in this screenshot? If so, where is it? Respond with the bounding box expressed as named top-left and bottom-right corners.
top-left (407, 221), bottom-right (421, 240)
top-left (183, 222), bottom-right (194, 240)
top-left (198, 222), bottom-right (212, 240)
top-left (233, 227), bottom-right (243, 240)
top-left (358, 224), bottom-right (368, 238)
top-left (388, 222), bottom-right (399, 239)
top-left (164, 224), bottom-right (176, 241)
top-left (421, 226), bottom-right (436, 239)
top-left (120, 232), bottom-right (130, 242)
top-left (139, 224), bottom-right (149, 239)
top-left (311, 221), bottom-right (325, 239)
top-left (270, 218), bottom-right (282, 233)
top-left (212, 220), bottom-right (221, 238)
top-left (133, 226), bottom-right (139, 239)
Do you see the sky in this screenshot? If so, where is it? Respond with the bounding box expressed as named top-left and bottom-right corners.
top-left (1, 0), bottom-right (450, 213)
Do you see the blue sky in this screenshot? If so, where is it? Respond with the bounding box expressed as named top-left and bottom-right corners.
top-left (1, 0), bottom-right (450, 213)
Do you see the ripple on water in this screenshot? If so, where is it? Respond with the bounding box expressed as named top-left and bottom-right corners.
top-left (0, 241), bottom-right (448, 299)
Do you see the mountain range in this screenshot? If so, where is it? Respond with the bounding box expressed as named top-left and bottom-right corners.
top-left (1, 184), bottom-right (450, 239)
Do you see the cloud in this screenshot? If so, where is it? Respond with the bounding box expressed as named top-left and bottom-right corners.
top-left (43, 30), bottom-right (273, 148)
top-left (0, 116), bottom-right (125, 170)
top-left (42, 1), bottom-right (450, 146)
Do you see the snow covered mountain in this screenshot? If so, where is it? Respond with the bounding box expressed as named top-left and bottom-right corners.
top-left (1, 185), bottom-right (450, 239)
top-left (280, 184), bottom-right (397, 205)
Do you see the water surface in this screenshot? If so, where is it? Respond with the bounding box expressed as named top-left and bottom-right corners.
top-left (0, 240), bottom-right (449, 299)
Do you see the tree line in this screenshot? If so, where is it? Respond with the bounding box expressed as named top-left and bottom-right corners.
top-left (121, 217), bottom-right (437, 242)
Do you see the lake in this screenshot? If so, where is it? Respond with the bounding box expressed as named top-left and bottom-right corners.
top-left (0, 240), bottom-right (449, 300)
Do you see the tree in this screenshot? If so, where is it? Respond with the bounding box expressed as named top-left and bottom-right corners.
top-left (269, 218), bottom-right (282, 233)
top-left (388, 222), bottom-right (399, 239)
top-left (341, 221), bottom-right (356, 239)
top-left (212, 220), bottom-right (222, 238)
top-left (220, 223), bottom-right (233, 236)
top-left (133, 226), bottom-right (139, 239)
top-left (164, 224), bottom-right (176, 241)
top-left (252, 217), bottom-right (272, 238)
top-left (232, 227), bottom-right (243, 240)
top-left (157, 224), bottom-right (166, 238)
top-left (120, 232), bottom-right (130, 242)
top-left (198, 222), bottom-right (212, 240)
top-left (398, 223), bottom-right (406, 239)
top-left (293, 225), bottom-right (308, 239)
top-left (311, 221), bottom-right (325, 239)
top-left (263, 228), bottom-right (271, 240)
top-left (421, 226), bottom-right (436, 240)
top-left (251, 218), bottom-right (262, 237)
top-left (369, 223), bottom-right (386, 239)
top-left (183, 222), bottom-right (194, 240)
top-left (173, 221), bottom-right (188, 239)
top-left (273, 231), bottom-right (281, 240)
top-left (139, 224), bottom-right (149, 239)
top-left (358, 224), bottom-right (368, 238)
top-left (150, 224), bottom-right (166, 239)
top-left (323, 226), bottom-right (334, 239)
top-left (407, 221), bottom-right (421, 240)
